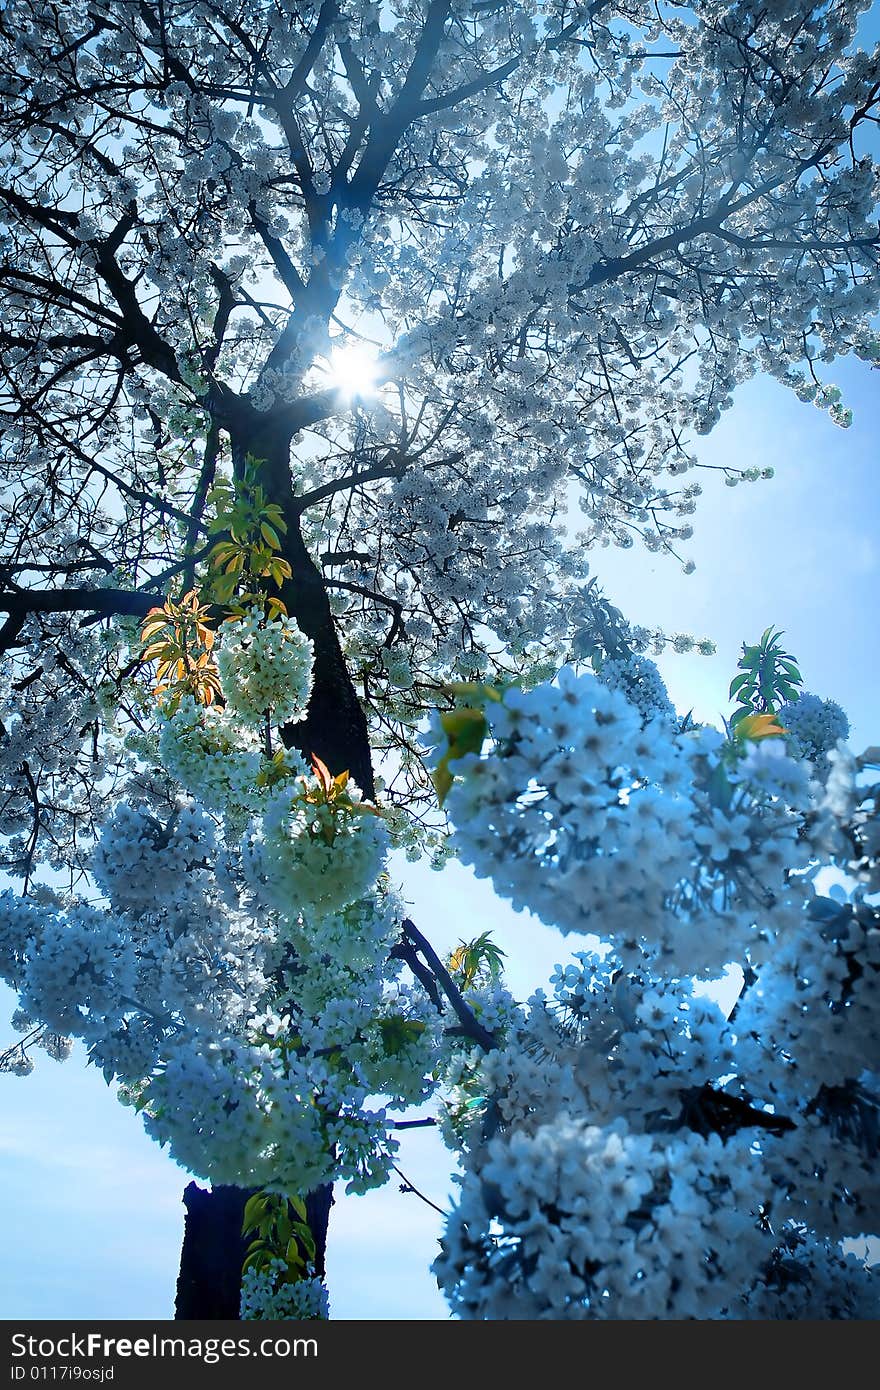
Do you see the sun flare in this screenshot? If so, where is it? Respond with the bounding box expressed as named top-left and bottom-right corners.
top-left (324, 340), bottom-right (381, 399)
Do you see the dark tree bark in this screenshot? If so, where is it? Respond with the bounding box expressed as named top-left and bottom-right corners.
top-left (228, 412), bottom-right (376, 796)
top-left (175, 1184), bottom-right (334, 1319)
top-left (175, 1184), bottom-right (252, 1320)
top-left (277, 519), bottom-right (375, 798)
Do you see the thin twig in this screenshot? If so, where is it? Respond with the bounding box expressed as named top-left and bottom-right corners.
top-left (391, 1161), bottom-right (446, 1218)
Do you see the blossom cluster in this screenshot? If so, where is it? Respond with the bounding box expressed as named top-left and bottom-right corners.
top-left (593, 651), bottom-right (676, 724)
top-left (0, 681), bottom-right (434, 1198)
top-left (240, 1262), bottom-right (329, 1320)
top-left (157, 697), bottom-right (266, 821)
top-left (245, 781), bottom-right (389, 918)
top-left (435, 938), bottom-right (878, 1318)
top-left (436, 1113), bottom-right (768, 1319)
top-left (1, 877), bottom-right (433, 1198)
top-left (216, 614), bottom-right (314, 729)
top-left (433, 669), bottom-right (815, 973)
top-left (431, 667), bottom-right (878, 1319)
top-left (777, 691), bottom-right (851, 772)
top-left (91, 802), bottom-right (218, 916)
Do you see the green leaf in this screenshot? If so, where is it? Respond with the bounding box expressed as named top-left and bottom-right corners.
top-left (242, 1193), bottom-right (269, 1234)
top-left (378, 1015), bottom-right (427, 1057)
top-left (291, 1222), bottom-right (316, 1262)
top-left (439, 707), bottom-right (488, 758)
top-left (433, 758), bottom-right (454, 805)
top-left (449, 930), bottom-right (507, 987)
top-left (242, 1248), bottom-right (272, 1274)
top-left (705, 758), bottom-right (733, 811)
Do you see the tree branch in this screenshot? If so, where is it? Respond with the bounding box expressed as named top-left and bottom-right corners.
top-left (0, 587), bottom-right (158, 624)
top-left (400, 917), bottom-right (496, 1052)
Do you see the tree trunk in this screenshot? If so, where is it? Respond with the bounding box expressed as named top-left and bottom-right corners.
top-left (232, 415), bottom-right (375, 795)
top-left (174, 414), bottom-right (371, 1319)
top-left (175, 1184), bottom-right (334, 1319)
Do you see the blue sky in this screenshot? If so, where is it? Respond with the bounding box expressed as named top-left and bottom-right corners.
top-left (1, 350), bottom-right (877, 1320)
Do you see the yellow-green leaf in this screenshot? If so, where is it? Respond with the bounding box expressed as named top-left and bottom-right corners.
top-left (432, 758), bottom-right (454, 806)
top-left (734, 712), bottom-right (788, 742)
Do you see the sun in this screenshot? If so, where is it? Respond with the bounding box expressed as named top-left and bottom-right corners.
top-left (323, 339), bottom-right (381, 399)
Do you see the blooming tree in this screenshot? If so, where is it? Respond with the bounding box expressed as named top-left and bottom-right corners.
top-left (0, 0), bottom-right (878, 1319)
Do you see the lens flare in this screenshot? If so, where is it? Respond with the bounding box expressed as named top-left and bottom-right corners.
top-left (324, 340), bottom-right (381, 398)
